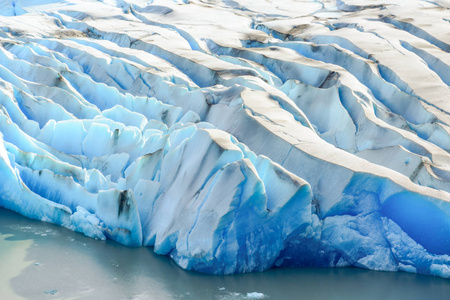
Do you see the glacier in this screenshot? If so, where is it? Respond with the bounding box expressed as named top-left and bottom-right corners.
top-left (0, 0), bottom-right (449, 278)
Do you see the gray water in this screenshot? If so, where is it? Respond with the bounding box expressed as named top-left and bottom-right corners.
top-left (0, 207), bottom-right (449, 300)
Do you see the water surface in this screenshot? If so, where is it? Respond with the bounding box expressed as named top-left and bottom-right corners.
top-left (0, 208), bottom-right (448, 300)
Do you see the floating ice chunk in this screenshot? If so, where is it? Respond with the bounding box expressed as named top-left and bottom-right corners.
top-left (44, 290), bottom-right (57, 295)
top-left (246, 292), bottom-right (266, 299)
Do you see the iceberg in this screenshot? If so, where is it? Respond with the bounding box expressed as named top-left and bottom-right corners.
top-left (0, 0), bottom-right (449, 278)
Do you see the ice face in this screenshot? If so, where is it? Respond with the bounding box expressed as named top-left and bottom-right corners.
top-left (0, 0), bottom-right (449, 278)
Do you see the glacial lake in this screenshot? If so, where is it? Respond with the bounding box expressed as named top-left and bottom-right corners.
top-left (0, 207), bottom-right (448, 300)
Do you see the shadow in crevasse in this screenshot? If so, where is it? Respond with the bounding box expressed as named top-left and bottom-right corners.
top-left (0, 207), bottom-right (449, 300)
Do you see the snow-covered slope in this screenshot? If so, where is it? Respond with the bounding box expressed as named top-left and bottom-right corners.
top-left (0, 0), bottom-right (449, 277)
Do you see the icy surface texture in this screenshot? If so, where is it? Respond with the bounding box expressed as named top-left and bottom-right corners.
top-left (0, 0), bottom-right (449, 277)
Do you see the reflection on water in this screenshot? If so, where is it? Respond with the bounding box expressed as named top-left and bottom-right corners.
top-left (0, 207), bottom-right (448, 300)
top-left (0, 233), bottom-right (33, 300)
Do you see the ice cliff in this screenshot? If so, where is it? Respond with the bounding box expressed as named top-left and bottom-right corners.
top-left (0, 0), bottom-right (449, 278)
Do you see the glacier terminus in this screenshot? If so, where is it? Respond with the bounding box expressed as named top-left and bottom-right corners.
top-left (0, 0), bottom-right (449, 279)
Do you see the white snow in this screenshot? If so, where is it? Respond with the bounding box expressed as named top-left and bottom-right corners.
top-left (0, 0), bottom-right (449, 278)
